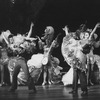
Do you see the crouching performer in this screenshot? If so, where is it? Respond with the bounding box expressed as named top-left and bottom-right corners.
top-left (8, 56), bottom-right (36, 93)
top-left (1, 23), bottom-right (37, 93)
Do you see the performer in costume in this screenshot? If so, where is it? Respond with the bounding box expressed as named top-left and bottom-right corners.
top-left (50, 57), bottom-right (63, 84)
top-left (1, 23), bottom-right (37, 92)
top-left (37, 26), bottom-right (59, 85)
top-left (86, 29), bottom-right (100, 85)
top-left (61, 26), bottom-right (77, 86)
top-left (82, 24), bottom-right (100, 86)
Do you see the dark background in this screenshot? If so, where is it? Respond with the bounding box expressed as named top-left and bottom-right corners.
top-left (0, 0), bottom-right (100, 71)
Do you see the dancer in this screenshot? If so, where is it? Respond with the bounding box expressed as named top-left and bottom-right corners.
top-left (38, 26), bottom-right (59, 85)
top-left (61, 26), bottom-right (77, 86)
top-left (62, 25), bottom-right (88, 96)
top-left (1, 23), bottom-right (37, 93)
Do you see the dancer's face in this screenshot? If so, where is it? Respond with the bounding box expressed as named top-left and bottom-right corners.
top-left (80, 32), bottom-right (85, 40)
top-left (9, 37), bottom-right (14, 44)
top-left (71, 32), bottom-right (76, 39)
top-left (84, 32), bottom-right (89, 40)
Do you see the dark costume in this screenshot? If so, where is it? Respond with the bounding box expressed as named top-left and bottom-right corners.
top-left (7, 38), bottom-right (36, 92)
top-left (8, 49), bottom-right (36, 92)
top-left (70, 58), bottom-right (88, 95)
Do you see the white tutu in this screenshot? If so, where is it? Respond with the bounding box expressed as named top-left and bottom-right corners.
top-left (27, 53), bottom-right (44, 69)
top-left (62, 67), bottom-right (73, 86)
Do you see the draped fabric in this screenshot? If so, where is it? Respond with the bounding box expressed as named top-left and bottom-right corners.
top-left (61, 35), bottom-right (86, 67)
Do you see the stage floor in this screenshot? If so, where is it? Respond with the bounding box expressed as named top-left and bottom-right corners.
top-left (0, 84), bottom-right (100, 100)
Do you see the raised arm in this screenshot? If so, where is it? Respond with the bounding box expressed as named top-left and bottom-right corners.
top-left (62, 25), bottom-right (69, 36)
top-left (89, 23), bottom-right (100, 40)
top-left (27, 22), bottom-right (34, 38)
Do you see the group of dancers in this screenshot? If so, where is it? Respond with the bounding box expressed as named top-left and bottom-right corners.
top-left (0, 22), bottom-right (62, 93)
top-left (0, 22), bottom-right (100, 96)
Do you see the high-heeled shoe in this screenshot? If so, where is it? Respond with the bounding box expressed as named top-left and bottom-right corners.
top-left (42, 82), bottom-right (47, 86)
top-left (48, 81), bottom-right (52, 85)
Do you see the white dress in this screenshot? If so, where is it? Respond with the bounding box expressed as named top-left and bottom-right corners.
top-left (62, 67), bottom-right (73, 86)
